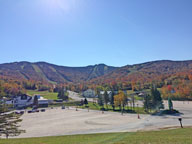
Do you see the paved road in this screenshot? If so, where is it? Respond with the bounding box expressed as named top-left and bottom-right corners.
top-left (13, 101), bottom-right (192, 138)
top-left (68, 91), bottom-right (83, 101)
top-left (68, 91), bottom-right (95, 102)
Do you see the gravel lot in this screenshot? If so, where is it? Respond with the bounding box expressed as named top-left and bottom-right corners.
top-left (15, 101), bottom-right (192, 138)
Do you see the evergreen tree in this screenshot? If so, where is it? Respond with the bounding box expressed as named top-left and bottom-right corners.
top-left (33, 95), bottom-right (39, 108)
top-left (0, 86), bottom-right (25, 139)
top-left (151, 86), bottom-right (164, 110)
top-left (110, 91), bottom-right (115, 111)
top-left (84, 98), bottom-right (88, 106)
top-left (103, 90), bottom-right (109, 109)
top-left (143, 94), bottom-right (150, 111)
top-left (97, 94), bottom-right (104, 110)
top-left (58, 87), bottom-right (69, 101)
top-left (168, 97), bottom-right (173, 110)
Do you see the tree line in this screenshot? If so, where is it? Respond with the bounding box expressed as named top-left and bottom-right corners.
top-left (96, 86), bottom-right (164, 113)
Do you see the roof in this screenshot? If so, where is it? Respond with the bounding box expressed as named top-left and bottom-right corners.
top-left (83, 89), bottom-right (94, 92)
top-left (100, 91), bottom-right (112, 95)
top-left (34, 95), bottom-right (48, 100)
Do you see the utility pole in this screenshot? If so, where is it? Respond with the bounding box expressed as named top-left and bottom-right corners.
top-left (137, 104), bottom-right (140, 119)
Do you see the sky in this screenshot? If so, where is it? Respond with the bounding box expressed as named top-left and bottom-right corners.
top-left (0, 0), bottom-right (192, 67)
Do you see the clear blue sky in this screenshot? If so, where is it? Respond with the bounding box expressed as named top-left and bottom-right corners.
top-left (0, 0), bottom-right (192, 66)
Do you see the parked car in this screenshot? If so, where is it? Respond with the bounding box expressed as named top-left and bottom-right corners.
top-left (27, 110), bottom-right (33, 113)
top-left (15, 111), bottom-right (20, 115)
top-left (27, 108), bottom-right (39, 113)
top-left (41, 109), bottom-right (46, 112)
top-left (36, 109), bottom-right (40, 112)
top-left (20, 111), bottom-right (25, 115)
top-left (15, 110), bottom-right (25, 115)
top-left (32, 109), bottom-right (39, 113)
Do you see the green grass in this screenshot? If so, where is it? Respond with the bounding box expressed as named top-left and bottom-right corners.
top-left (26, 90), bottom-right (146, 114)
top-left (26, 90), bottom-right (58, 100)
top-left (1, 128), bottom-right (192, 144)
top-left (80, 102), bottom-right (147, 114)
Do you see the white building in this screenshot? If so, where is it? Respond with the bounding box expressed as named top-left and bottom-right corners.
top-left (100, 91), bottom-right (112, 96)
top-left (35, 95), bottom-right (49, 107)
top-left (5, 94), bottom-right (32, 108)
top-left (99, 91), bottom-right (113, 99)
top-left (82, 89), bottom-right (96, 98)
top-left (5, 94), bottom-right (48, 108)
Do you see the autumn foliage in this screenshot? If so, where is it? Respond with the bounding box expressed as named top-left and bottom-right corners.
top-left (0, 60), bottom-right (192, 100)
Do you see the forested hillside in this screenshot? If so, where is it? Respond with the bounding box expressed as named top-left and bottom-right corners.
top-left (0, 62), bottom-right (117, 83)
top-left (90, 60), bottom-right (192, 85)
top-left (0, 60), bottom-right (192, 100)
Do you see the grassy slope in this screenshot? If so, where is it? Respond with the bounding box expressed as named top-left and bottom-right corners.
top-left (1, 128), bottom-right (191, 144)
top-left (26, 90), bottom-right (58, 100)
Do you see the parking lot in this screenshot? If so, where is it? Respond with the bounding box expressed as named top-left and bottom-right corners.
top-left (17, 107), bottom-right (144, 138)
top-left (16, 101), bottom-right (192, 138)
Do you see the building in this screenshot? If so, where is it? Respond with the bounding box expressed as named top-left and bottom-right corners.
top-left (82, 89), bottom-right (96, 98)
top-left (35, 95), bottom-right (49, 107)
top-left (5, 94), bottom-right (48, 109)
top-left (7, 94), bottom-right (32, 108)
top-left (100, 91), bottom-right (113, 98)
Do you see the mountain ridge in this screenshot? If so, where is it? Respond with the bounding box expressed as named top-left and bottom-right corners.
top-left (0, 60), bottom-right (192, 84)
top-left (0, 62), bottom-right (117, 83)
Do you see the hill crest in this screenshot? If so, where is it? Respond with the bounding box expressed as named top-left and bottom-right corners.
top-left (0, 60), bottom-right (192, 84)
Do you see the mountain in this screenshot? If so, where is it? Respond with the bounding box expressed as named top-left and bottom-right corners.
top-left (89, 60), bottom-right (192, 85)
top-left (0, 62), bottom-right (117, 83)
top-left (1, 60), bottom-right (192, 100)
top-left (0, 60), bottom-right (192, 85)
top-left (107, 60), bottom-right (192, 76)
